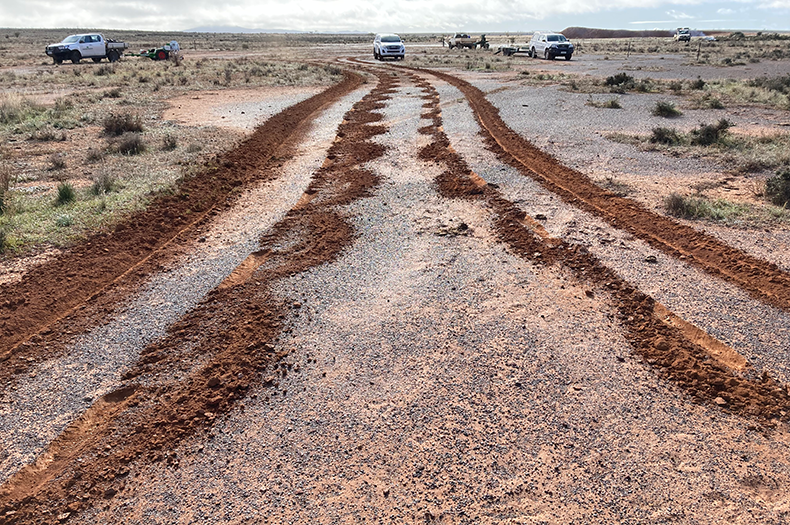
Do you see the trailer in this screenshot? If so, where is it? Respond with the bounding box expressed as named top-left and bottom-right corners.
top-left (127, 41), bottom-right (181, 61)
top-left (45, 34), bottom-right (128, 64)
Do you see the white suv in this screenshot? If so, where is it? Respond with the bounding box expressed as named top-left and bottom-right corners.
top-left (529, 31), bottom-right (574, 60)
top-left (373, 34), bottom-right (405, 61)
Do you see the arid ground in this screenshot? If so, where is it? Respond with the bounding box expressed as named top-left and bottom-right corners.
top-left (1, 29), bottom-right (790, 523)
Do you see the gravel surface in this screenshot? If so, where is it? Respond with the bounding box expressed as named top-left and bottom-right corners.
top-left (0, 86), bottom-right (368, 485)
top-left (75, 72), bottom-right (790, 525)
top-left (455, 72), bottom-right (790, 275)
top-left (436, 78), bottom-right (790, 385)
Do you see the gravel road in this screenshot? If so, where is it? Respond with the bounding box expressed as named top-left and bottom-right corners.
top-left (71, 68), bottom-right (790, 524)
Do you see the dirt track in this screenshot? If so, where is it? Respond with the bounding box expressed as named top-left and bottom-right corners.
top-left (2, 58), bottom-right (790, 523)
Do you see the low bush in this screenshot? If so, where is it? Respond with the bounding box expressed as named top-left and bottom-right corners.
top-left (0, 229), bottom-right (6, 252)
top-left (162, 135), bottom-right (178, 151)
top-left (664, 192), bottom-right (748, 220)
top-left (90, 171), bottom-right (117, 195)
top-left (116, 134), bottom-right (146, 155)
top-left (766, 168), bottom-right (790, 207)
top-left (103, 113), bottom-right (143, 135)
top-left (56, 182), bottom-right (76, 205)
top-left (650, 127), bottom-right (682, 145)
top-left (690, 78), bottom-right (706, 90)
top-left (652, 101), bottom-right (682, 117)
top-left (49, 153), bottom-right (66, 171)
top-left (605, 72), bottom-right (633, 86)
top-left (690, 119), bottom-right (732, 146)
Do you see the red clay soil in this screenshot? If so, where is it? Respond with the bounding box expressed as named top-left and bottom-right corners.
top-left (407, 70), bottom-right (790, 424)
top-left (0, 71), bottom-right (365, 390)
top-left (420, 68), bottom-right (790, 316)
top-left (0, 69), bottom-right (397, 524)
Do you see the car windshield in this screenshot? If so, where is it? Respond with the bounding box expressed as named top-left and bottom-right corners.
top-left (547, 35), bottom-right (567, 42)
top-left (381, 36), bottom-right (401, 43)
top-left (61, 35), bottom-right (80, 44)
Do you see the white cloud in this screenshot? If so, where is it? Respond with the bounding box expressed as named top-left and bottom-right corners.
top-left (717, 8), bottom-right (735, 14)
top-left (666, 9), bottom-right (694, 19)
top-left (0, 0), bottom-right (787, 32)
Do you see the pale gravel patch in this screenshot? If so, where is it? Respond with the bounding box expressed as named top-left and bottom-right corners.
top-left (434, 76), bottom-right (790, 385)
top-left (459, 73), bottom-right (790, 272)
top-left (0, 86), bottom-right (369, 485)
top-left (78, 73), bottom-right (790, 525)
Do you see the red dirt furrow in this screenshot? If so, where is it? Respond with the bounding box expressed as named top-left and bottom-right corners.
top-left (0, 71), bottom-right (364, 360)
top-left (0, 69), bottom-right (397, 524)
top-left (407, 71), bottom-right (790, 423)
top-left (419, 68), bottom-right (790, 315)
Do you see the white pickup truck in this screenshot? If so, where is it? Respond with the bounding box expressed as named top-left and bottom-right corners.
top-left (45, 33), bottom-right (129, 64)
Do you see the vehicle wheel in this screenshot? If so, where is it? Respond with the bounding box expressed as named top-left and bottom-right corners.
top-left (156, 50), bottom-right (167, 61)
top-left (92, 57), bottom-right (102, 63)
top-left (484, 43), bottom-right (489, 49)
top-left (70, 51), bottom-right (81, 64)
top-left (565, 54), bottom-right (572, 61)
top-left (53, 57), bottom-right (63, 65)
top-left (108, 51), bottom-right (120, 62)
top-left (544, 49), bottom-right (549, 60)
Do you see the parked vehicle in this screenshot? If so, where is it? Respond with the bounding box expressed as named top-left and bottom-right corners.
top-left (45, 33), bottom-right (128, 64)
top-left (528, 31), bottom-right (574, 60)
top-left (373, 34), bottom-right (405, 60)
top-left (674, 28), bottom-right (691, 42)
top-left (448, 34), bottom-right (475, 49)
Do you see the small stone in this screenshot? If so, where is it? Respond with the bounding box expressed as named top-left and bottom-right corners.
top-left (584, 290), bottom-right (594, 298)
top-left (207, 377), bottom-right (221, 388)
top-left (292, 302), bottom-right (302, 309)
top-left (644, 255), bottom-right (658, 264)
top-left (535, 213), bottom-right (547, 220)
top-left (198, 236), bottom-right (207, 243)
top-left (655, 339), bottom-right (670, 351)
top-left (714, 397), bottom-right (728, 406)
top-left (57, 512), bottom-right (70, 522)
top-left (104, 488), bottom-right (117, 499)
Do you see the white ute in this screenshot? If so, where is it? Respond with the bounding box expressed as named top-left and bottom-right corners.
top-left (45, 33), bottom-right (129, 64)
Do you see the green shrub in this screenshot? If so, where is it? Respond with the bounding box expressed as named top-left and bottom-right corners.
top-left (664, 192), bottom-right (748, 220)
top-left (56, 182), bottom-right (76, 205)
top-left (55, 215), bottom-right (73, 227)
top-left (650, 127), bottom-right (682, 145)
top-left (766, 168), bottom-right (790, 207)
top-left (690, 119), bottom-right (732, 146)
top-left (652, 101), bottom-right (682, 117)
top-left (103, 113), bottom-right (143, 135)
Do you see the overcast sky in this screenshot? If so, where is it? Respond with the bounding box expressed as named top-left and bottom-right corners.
top-left (3, 0), bottom-right (789, 33)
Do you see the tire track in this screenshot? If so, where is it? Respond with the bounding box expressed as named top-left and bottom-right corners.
top-left (0, 70), bottom-right (363, 366)
top-left (406, 71), bottom-right (790, 423)
top-left (0, 68), bottom-right (397, 524)
top-left (416, 68), bottom-right (790, 315)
